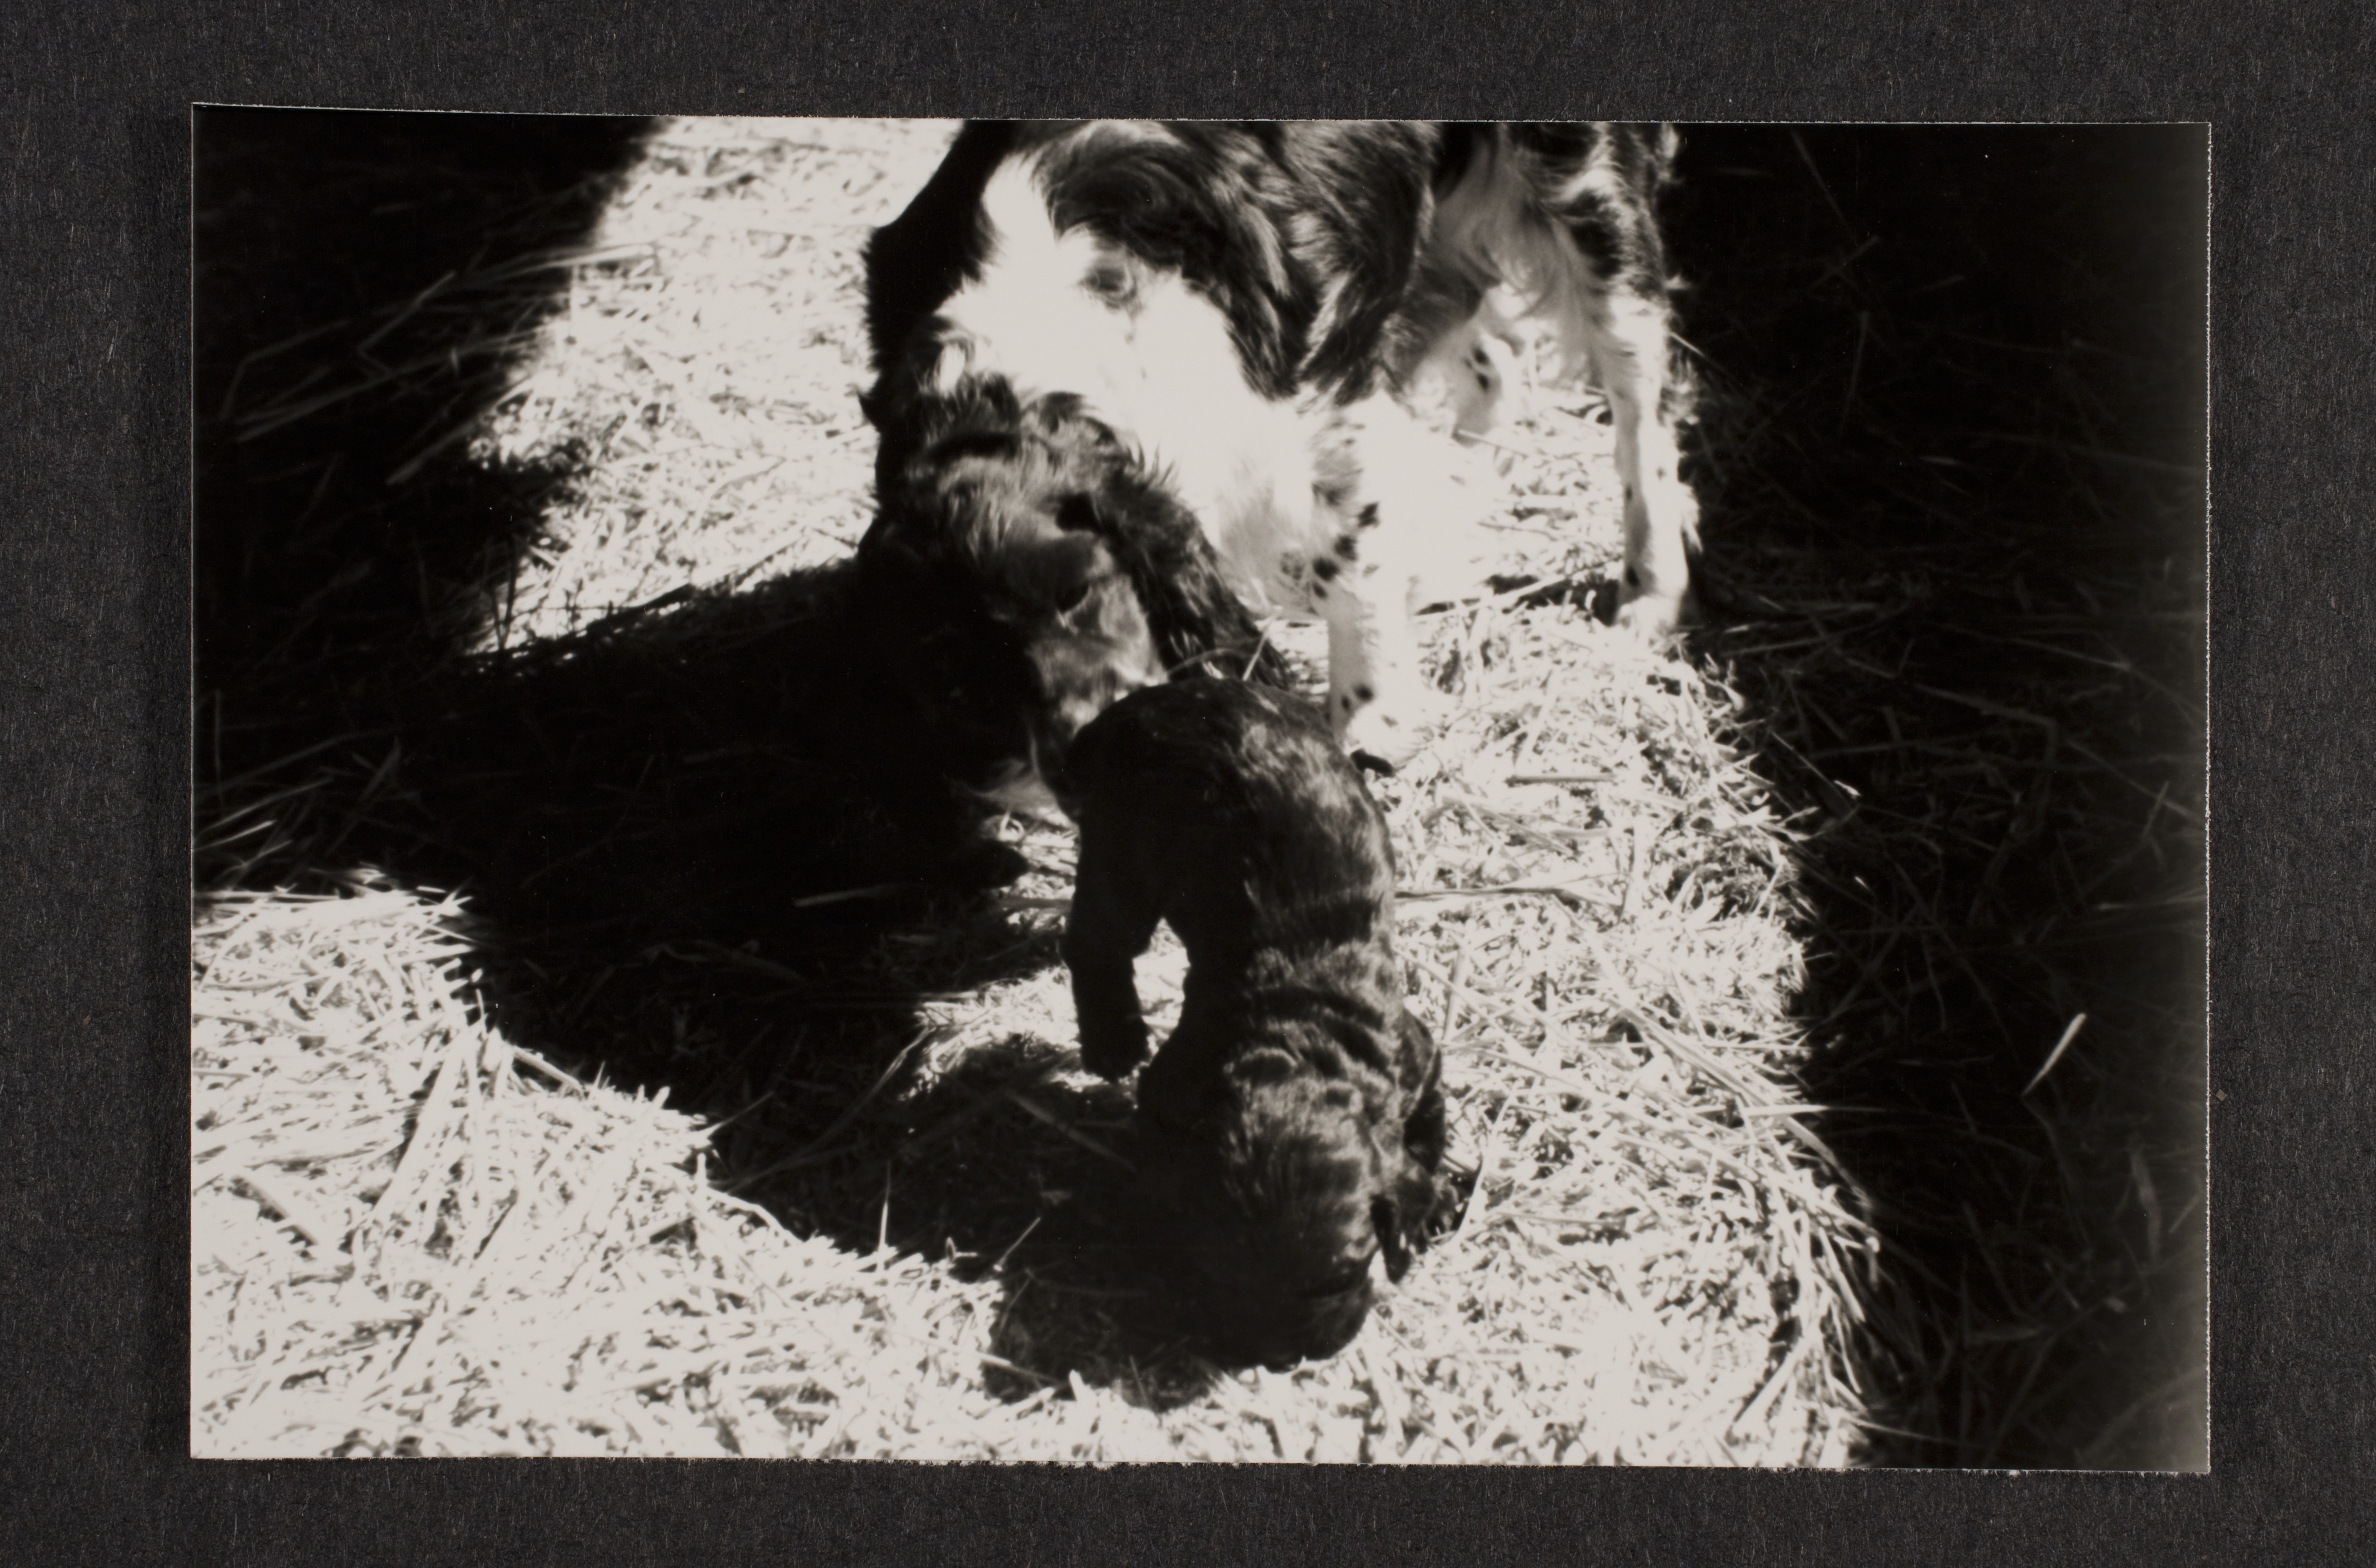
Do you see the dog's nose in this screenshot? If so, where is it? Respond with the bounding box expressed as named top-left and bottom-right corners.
top-left (1350, 749), bottom-right (1396, 777)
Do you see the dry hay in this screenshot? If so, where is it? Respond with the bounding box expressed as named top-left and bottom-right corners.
top-left (189, 868), bottom-right (1860, 1463)
top-left (191, 116), bottom-right (1876, 1463)
top-left (475, 117), bottom-right (962, 645)
top-left (194, 884), bottom-right (1060, 1459)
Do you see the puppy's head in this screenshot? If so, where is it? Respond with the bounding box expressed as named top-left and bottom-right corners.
top-left (859, 380), bottom-right (1167, 791)
top-left (1143, 1044), bottom-right (1443, 1369)
top-left (997, 522), bottom-right (1165, 786)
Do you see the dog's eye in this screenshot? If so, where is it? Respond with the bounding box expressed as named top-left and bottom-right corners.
top-left (1083, 258), bottom-right (1137, 305)
top-left (1055, 493), bottom-right (1101, 534)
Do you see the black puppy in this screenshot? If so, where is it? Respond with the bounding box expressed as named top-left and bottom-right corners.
top-left (1053, 677), bottom-right (1446, 1367)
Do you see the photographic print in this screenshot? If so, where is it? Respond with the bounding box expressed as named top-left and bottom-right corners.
top-left (190, 112), bottom-right (2206, 1467)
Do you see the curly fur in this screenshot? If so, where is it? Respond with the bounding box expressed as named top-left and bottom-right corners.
top-left (1055, 678), bottom-right (1445, 1366)
top-left (854, 379), bottom-right (1287, 805)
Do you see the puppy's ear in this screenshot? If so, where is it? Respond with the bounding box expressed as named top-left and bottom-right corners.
top-left (1373, 1151), bottom-right (1448, 1283)
top-left (1396, 1009), bottom-right (1448, 1175)
top-left (1371, 1193), bottom-right (1419, 1282)
top-left (1397, 1008), bottom-right (1440, 1093)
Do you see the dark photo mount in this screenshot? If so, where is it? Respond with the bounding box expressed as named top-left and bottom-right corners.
top-left (6, 0), bottom-right (2363, 1560)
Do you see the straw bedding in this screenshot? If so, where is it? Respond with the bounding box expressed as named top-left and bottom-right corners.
top-left (193, 883), bottom-right (1105, 1459)
top-left (190, 116), bottom-right (1888, 1462)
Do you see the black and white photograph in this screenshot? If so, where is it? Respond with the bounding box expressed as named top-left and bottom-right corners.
top-left (190, 112), bottom-right (2207, 1468)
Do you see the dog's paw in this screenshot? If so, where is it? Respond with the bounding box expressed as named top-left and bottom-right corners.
top-left (1606, 583), bottom-right (1692, 642)
top-left (1338, 688), bottom-right (1440, 773)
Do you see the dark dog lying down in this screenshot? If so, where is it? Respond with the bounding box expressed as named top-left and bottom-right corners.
top-left (1054, 678), bottom-right (1446, 1366)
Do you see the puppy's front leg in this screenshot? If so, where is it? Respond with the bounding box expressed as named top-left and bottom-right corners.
top-left (1065, 947), bottom-right (1149, 1079)
top-left (1062, 834), bottom-right (1160, 1079)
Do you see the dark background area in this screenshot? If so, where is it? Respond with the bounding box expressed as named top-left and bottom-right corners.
top-left (2, 0), bottom-right (2365, 1559)
top-left (1665, 126), bottom-right (2207, 1466)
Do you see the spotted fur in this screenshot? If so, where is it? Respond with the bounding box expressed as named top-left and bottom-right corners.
top-left (862, 119), bottom-right (1699, 783)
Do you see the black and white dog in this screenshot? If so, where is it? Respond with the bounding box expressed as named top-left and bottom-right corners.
top-left (857, 120), bottom-right (1697, 792)
top-left (1055, 677), bottom-right (1445, 1367)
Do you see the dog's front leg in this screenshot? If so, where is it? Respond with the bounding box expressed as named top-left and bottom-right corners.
top-left (1583, 293), bottom-right (1699, 637)
top-left (1308, 395), bottom-right (1485, 769)
top-left (1315, 541), bottom-right (1433, 772)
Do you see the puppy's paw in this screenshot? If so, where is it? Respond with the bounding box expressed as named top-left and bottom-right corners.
top-left (1077, 1017), bottom-right (1152, 1080)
